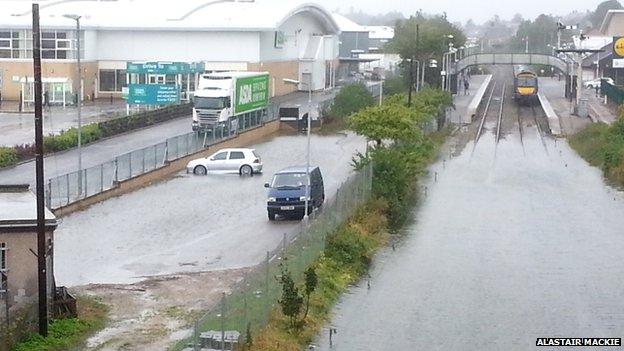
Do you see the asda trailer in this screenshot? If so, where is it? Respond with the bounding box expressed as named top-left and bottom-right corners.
top-left (192, 71), bottom-right (269, 131)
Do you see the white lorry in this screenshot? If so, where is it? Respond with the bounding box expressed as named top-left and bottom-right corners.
top-left (192, 71), bottom-right (270, 131)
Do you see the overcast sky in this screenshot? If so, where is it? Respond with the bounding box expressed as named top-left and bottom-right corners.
top-left (282, 0), bottom-right (609, 23)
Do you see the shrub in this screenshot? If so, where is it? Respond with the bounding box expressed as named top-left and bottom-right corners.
top-left (0, 147), bottom-right (19, 168)
top-left (43, 124), bottom-right (102, 153)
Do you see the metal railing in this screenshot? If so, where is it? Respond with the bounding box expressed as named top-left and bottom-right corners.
top-left (172, 163), bottom-right (373, 351)
top-left (46, 109), bottom-right (275, 210)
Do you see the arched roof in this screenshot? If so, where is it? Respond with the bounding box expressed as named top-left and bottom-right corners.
top-left (0, 0), bottom-right (340, 33)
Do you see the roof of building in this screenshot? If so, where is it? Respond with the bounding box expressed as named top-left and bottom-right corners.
top-left (363, 25), bottom-right (394, 40)
top-left (599, 9), bottom-right (624, 34)
top-left (0, 0), bottom-right (340, 33)
top-left (0, 184), bottom-right (57, 232)
top-left (331, 13), bottom-right (367, 32)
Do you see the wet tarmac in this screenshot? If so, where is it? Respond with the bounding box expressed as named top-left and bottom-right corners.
top-left (315, 82), bottom-right (624, 350)
top-left (54, 132), bottom-right (366, 287)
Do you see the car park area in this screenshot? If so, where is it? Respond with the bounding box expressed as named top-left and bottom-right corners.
top-left (53, 132), bottom-right (365, 287)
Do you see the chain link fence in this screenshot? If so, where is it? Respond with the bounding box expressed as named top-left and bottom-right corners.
top-left (46, 109), bottom-right (276, 210)
top-left (173, 163), bottom-right (373, 351)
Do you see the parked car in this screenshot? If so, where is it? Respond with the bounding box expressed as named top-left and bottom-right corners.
top-left (186, 148), bottom-right (262, 175)
top-left (265, 166), bottom-right (324, 220)
top-left (584, 77), bottom-right (614, 89)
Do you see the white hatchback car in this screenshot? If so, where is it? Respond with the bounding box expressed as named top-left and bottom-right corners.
top-left (186, 148), bottom-right (262, 175)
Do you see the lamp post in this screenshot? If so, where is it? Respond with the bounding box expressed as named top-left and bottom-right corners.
top-left (64, 14), bottom-right (82, 193)
top-left (441, 35), bottom-right (454, 91)
top-left (283, 76), bottom-right (312, 221)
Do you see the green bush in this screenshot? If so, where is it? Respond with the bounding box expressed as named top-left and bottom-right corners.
top-left (0, 147), bottom-right (19, 168)
top-left (43, 124), bottom-right (102, 153)
top-left (330, 83), bottom-right (376, 120)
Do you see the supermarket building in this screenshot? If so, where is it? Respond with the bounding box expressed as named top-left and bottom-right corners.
top-left (0, 0), bottom-right (340, 104)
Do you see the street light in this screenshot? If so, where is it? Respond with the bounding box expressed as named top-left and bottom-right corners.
top-left (63, 14), bottom-right (83, 193)
top-left (283, 75), bottom-right (312, 222)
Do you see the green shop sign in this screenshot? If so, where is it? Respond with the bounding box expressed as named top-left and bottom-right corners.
top-left (127, 84), bottom-right (180, 105)
top-left (126, 61), bottom-right (205, 75)
top-left (234, 74), bottom-right (269, 115)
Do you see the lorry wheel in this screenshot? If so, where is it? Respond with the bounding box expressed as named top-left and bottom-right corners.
top-left (268, 210), bottom-right (276, 221)
top-left (194, 165), bottom-right (207, 175)
top-left (240, 165), bottom-right (253, 176)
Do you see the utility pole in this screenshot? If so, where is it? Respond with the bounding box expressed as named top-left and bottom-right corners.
top-left (407, 58), bottom-right (414, 107)
top-left (32, 3), bottom-right (48, 337)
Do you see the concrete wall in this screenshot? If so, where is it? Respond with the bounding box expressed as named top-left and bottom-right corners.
top-left (0, 60), bottom-right (98, 101)
top-left (96, 30), bottom-right (260, 62)
top-left (54, 120), bottom-right (281, 217)
top-left (0, 231), bottom-right (54, 312)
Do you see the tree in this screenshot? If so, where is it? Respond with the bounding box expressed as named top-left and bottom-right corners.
top-left (302, 266), bottom-right (318, 319)
top-left (330, 83), bottom-right (376, 119)
top-left (590, 0), bottom-right (623, 27)
top-left (388, 14), bottom-right (466, 91)
top-left (277, 261), bottom-right (303, 328)
top-left (348, 103), bottom-right (421, 144)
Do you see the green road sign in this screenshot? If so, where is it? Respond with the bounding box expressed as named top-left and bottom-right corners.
top-left (127, 84), bottom-right (179, 105)
top-left (234, 74), bottom-right (269, 115)
top-left (126, 62), bottom-right (205, 75)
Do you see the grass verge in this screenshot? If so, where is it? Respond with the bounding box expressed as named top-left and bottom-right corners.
top-left (569, 117), bottom-right (624, 187)
top-left (9, 296), bottom-right (108, 351)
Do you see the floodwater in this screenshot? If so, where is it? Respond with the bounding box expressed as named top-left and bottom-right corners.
top-left (54, 132), bottom-right (365, 287)
top-left (315, 113), bottom-right (624, 350)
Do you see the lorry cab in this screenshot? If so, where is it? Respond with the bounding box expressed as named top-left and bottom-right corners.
top-left (265, 166), bottom-right (324, 221)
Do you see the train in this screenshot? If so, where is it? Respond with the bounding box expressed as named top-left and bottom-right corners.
top-left (513, 66), bottom-right (538, 105)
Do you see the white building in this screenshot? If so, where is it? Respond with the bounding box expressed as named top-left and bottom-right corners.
top-left (0, 0), bottom-right (340, 102)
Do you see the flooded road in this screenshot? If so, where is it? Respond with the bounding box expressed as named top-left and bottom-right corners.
top-left (54, 132), bottom-right (365, 286)
top-left (316, 86), bottom-right (624, 350)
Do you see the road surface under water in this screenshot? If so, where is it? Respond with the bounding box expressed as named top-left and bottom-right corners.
top-left (315, 109), bottom-right (624, 350)
top-left (54, 132), bottom-right (365, 287)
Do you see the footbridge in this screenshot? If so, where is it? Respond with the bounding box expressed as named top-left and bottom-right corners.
top-left (451, 53), bottom-right (574, 75)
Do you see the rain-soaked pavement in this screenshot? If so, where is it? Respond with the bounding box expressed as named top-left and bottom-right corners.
top-left (54, 132), bottom-right (365, 287)
top-left (315, 90), bottom-right (624, 349)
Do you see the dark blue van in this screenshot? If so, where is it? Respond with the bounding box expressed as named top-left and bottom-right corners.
top-left (265, 166), bottom-right (325, 220)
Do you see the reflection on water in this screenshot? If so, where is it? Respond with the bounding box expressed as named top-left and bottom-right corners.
top-left (316, 125), bottom-right (624, 351)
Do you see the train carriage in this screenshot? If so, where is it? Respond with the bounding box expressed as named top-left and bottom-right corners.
top-left (513, 66), bottom-right (538, 105)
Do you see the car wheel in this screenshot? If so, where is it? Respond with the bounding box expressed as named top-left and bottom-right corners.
top-left (268, 210), bottom-right (276, 221)
top-left (240, 165), bottom-right (253, 176)
top-left (193, 165), bottom-right (207, 175)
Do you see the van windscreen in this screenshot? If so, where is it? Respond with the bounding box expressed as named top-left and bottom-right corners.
top-left (271, 173), bottom-right (307, 189)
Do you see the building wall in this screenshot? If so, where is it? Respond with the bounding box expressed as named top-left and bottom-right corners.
top-left (259, 12), bottom-right (330, 62)
top-left (96, 30), bottom-right (260, 62)
top-left (1, 231), bottom-right (54, 312)
top-left (0, 60), bottom-right (98, 101)
top-left (338, 31), bottom-right (370, 58)
top-left (248, 60), bottom-right (298, 97)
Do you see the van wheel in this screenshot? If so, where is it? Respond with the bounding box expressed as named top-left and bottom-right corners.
top-left (240, 165), bottom-right (253, 176)
top-left (268, 210), bottom-right (276, 221)
top-left (194, 165), bottom-right (207, 175)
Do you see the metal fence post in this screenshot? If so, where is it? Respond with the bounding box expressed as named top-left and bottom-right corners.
top-left (100, 164), bottom-right (104, 192)
top-left (114, 157), bottom-right (119, 183)
top-left (46, 180), bottom-right (52, 209)
top-left (221, 292), bottom-right (226, 351)
top-left (129, 152), bottom-right (133, 178)
top-left (154, 145), bottom-right (158, 170)
top-left (84, 168), bottom-right (88, 198)
top-left (66, 174), bottom-right (70, 205)
top-left (164, 141), bottom-right (169, 163)
top-left (264, 251), bottom-right (270, 321)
